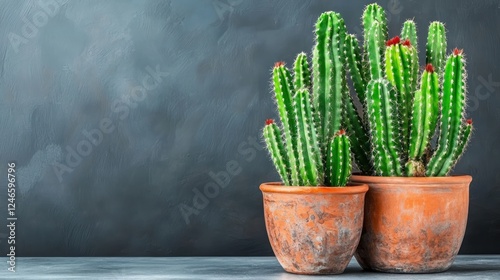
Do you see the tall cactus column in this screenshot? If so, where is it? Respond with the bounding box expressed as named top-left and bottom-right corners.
top-left (426, 49), bottom-right (469, 176)
top-left (385, 36), bottom-right (418, 158)
top-left (407, 64), bottom-right (439, 176)
top-left (272, 62), bottom-right (300, 185)
top-left (426, 22), bottom-right (447, 72)
top-left (263, 119), bottom-right (290, 185)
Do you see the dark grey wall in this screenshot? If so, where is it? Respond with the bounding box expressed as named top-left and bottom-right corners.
top-left (0, 0), bottom-right (499, 256)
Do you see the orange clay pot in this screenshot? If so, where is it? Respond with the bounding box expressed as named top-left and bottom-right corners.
top-left (350, 175), bottom-right (472, 273)
top-left (260, 182), bottom-right (368, 274)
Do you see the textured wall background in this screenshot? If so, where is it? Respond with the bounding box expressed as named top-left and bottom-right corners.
top-left (0, 0), bottom-right (499, 256)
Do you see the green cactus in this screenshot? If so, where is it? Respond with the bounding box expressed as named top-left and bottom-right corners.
top-left (272, 62), bottom-right (301, 185)
top-left (407, 64), bottom-right (439, 176)
top-left (263, 12), bottom-right (352, 186)
top-left (293, 52), bottom-right (312, 90)
top-left (294, 88), bottom-right (323, 185)
top-left (365, 79), bottom-right (403, 176)
top-left (263, 119), bottom-right (290, 185)
top-left (385, 36), bottom-right (417, 156)
top-left (363, 4), bottom-right (388, 73)
top-left (426, 49), bottom-right (468, 176)
top-left (312, 12), bottom-right (346, 153)
top-left (401, 20), bottom-right (418, 49)
top-left (366, 21), bottom-right (385, 80)
top-left (426, 22), bottom-right (447, 72)
top-left (326, 130), bottom-right (352, 186)
top-left (264, 3), bottom-right (473, 182)
top-left (345, 34), bottom-right (368, 106)
top-left (345, 4), bottom-right (472, 177)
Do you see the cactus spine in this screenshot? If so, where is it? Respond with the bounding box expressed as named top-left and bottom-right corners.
top-left (263, 12), bottom-right (352, 186)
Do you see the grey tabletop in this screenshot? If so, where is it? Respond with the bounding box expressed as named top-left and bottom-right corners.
top-left (0, 255), bottom-right (499, 279)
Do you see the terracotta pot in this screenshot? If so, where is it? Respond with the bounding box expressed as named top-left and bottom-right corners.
top-left (260, 182), bottom-right (368, 275)
top-left (350, 175), bottom-right (472, 273)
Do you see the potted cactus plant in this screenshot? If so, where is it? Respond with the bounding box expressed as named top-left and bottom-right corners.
top-left (259, 12), bottom-right (368, 275)
top-left (339, 4), bottom-right (473, 273)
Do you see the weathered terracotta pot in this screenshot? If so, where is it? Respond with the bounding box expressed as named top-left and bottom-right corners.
top-left (260, 182), bottom-right (368, 274)
top-left (350, 175), bottom-right (472, 273)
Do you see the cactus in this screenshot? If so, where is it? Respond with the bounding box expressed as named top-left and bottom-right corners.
top-left (385, 36), bottom-right (417, 155)
top-left (426, 22), bottom-right (447, 72)
top-left (264, 4), bottom-right (473, 182)
top-left (312, 12), bottom-right (346, 153)
top-left (365, 79), bottom-right (403, 176)
top-left (262, 12), bottom-right (352, 186)
top-left (272, 62), bottom-right (300, 185)
top-left (363, 4), bottom-right (388, 72)
top-left (293, 52), bottom-right (312, 90)
top-left (401, 20), bottom-right (418, 49)
top-left (345, 4), bottom-right (471, 177)
top-left (407, 64), bottom-right (439, 176)
top-left (263, 119), bottom-right (290, 185)
top-left (366, 21), bottom-right (385, 80)
top-left (343, 4), bottom-right (472, 177)
top-left (343, 34), bottom-right (373, 174)
top-left (425, 49), bottom-right (468, 176)
top-left (326, 130), bottom-right (352, 186)
top-left (345, 34), bottom-right (368, 106)
top-left (294, 88), bottom-right (323, 185)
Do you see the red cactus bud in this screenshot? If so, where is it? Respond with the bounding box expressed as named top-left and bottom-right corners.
top-left (453, 48), bottom-right (463, 56)
top-left (386, 36), bottom-right (400, 46)
top-left (265, 119), bottom-right (274, 125)
top-left (337, 129), bottom-right (346, 135)
top-left (466, 119), bottom-right (473, 125)
top-left (402, 39), bottom-right (411, 47)
top-left (274, 61), bottom-right (285, 68)
top-left (425, 63), bottom-right (435, 73)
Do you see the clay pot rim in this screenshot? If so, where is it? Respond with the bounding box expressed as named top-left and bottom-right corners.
top-left (350, 174), bottom-right (472, 186)
top-left (259, 182), bottom-right (368, 194)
